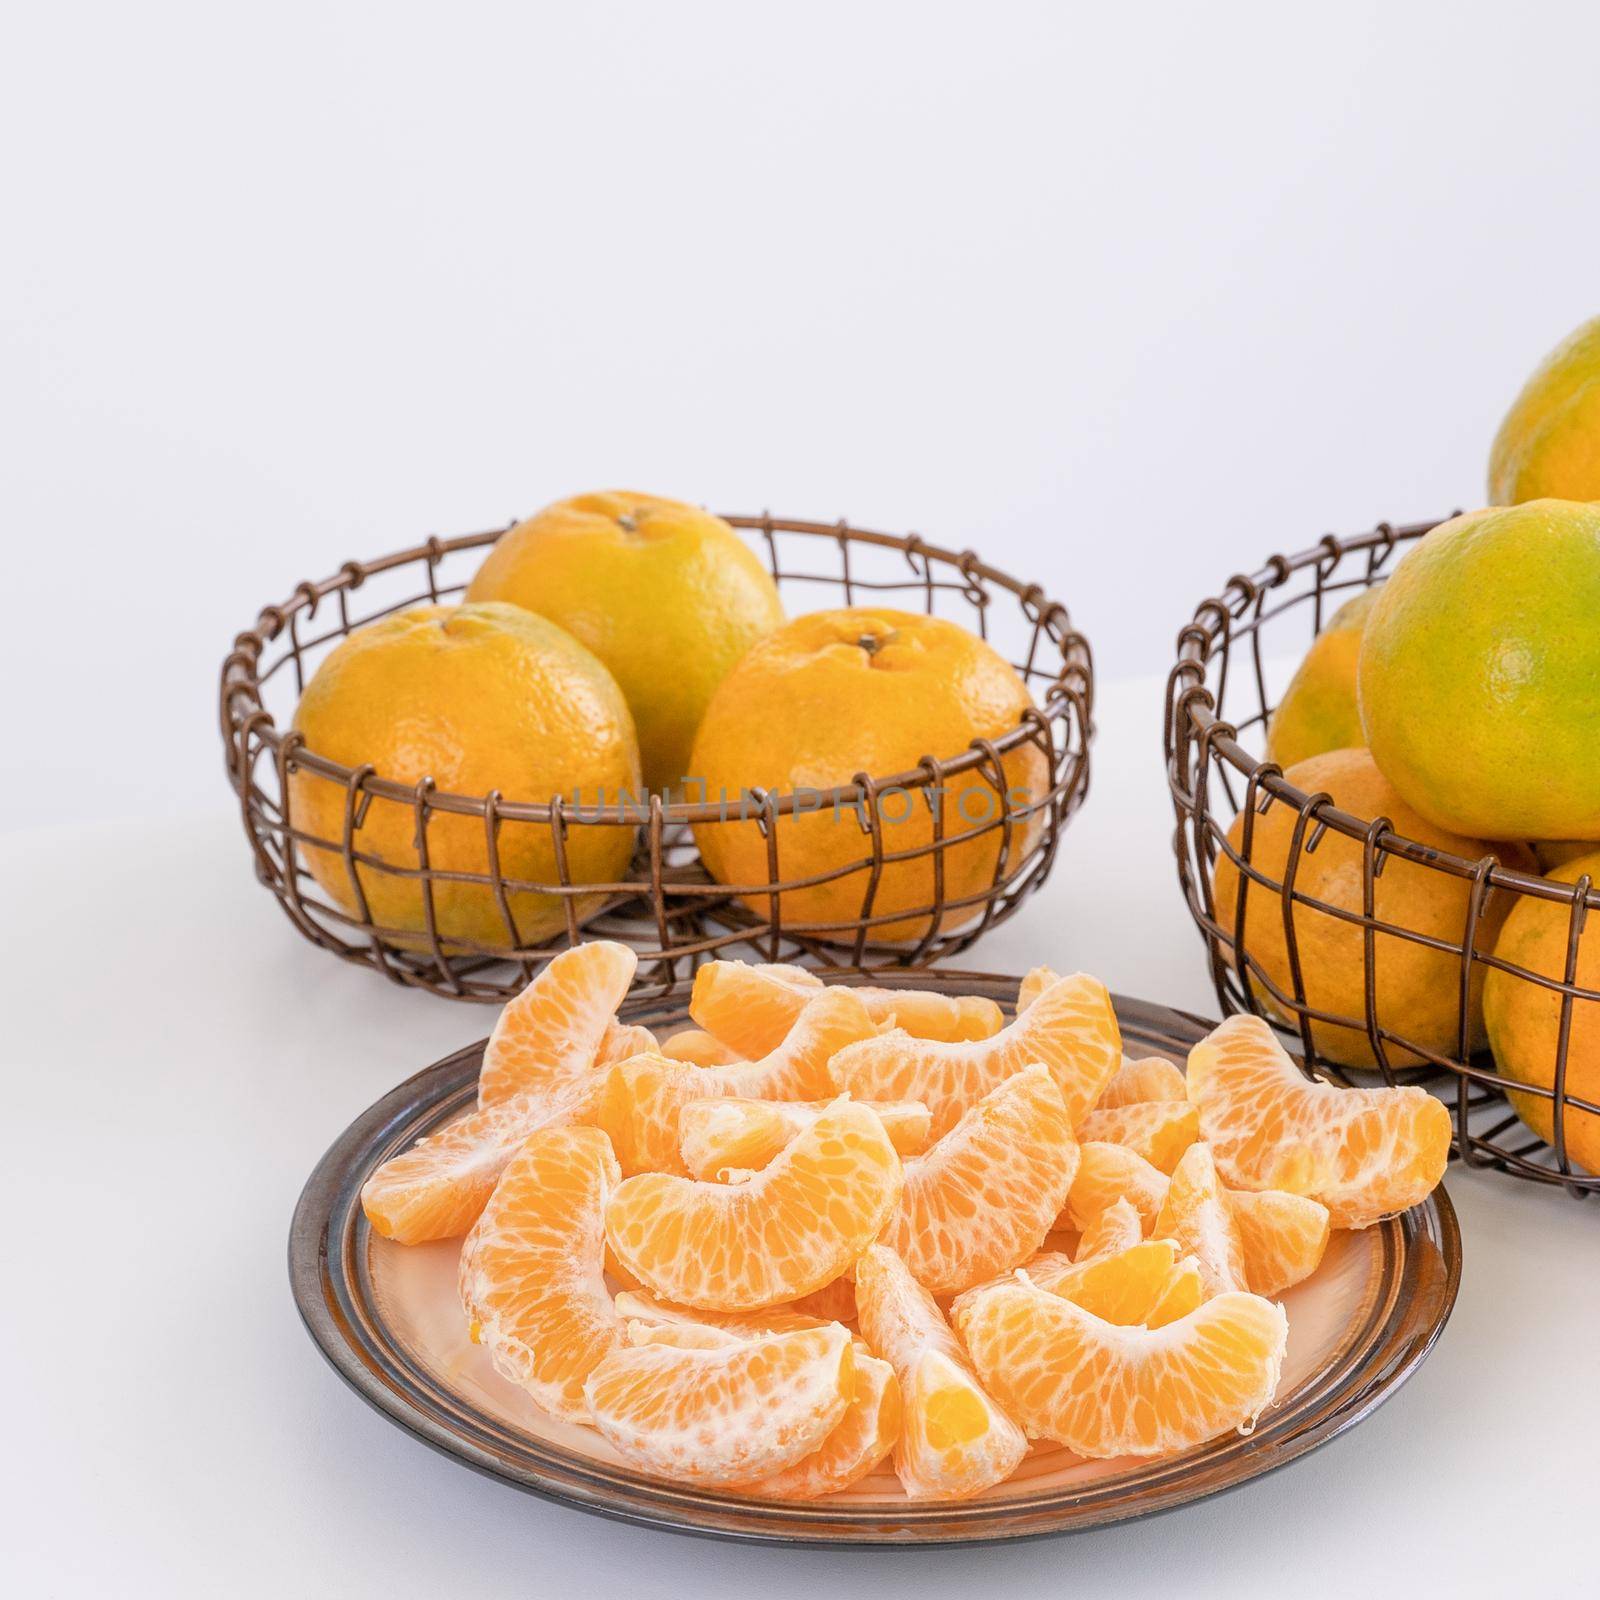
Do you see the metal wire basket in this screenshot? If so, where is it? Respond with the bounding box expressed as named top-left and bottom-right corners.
top-left (1165, 515), bottom-right (1599, 1198)
top-left (221, 513), bottom-right (1093, 1003)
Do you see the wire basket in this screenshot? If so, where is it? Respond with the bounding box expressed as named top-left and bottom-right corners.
top-left (1165, 515), bottom-right (1599, 1198)
top-left (221, 513), bottom-right (1093, 1003)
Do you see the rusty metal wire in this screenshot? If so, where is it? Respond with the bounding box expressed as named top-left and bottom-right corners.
top-left (221, 513), bottom-right (1094, 1004)
top-left (1165, 516), bottom-right (1599, 1198)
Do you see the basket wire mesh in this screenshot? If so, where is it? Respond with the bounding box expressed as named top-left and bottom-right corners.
top-left (221, 514), bottom-right (1094, 1003)
top-left (1165, 516), bottom-right (1598, 1198)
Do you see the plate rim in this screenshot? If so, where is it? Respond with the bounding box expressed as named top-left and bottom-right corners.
top-left (289, 972), bottom-right (1462, 1547)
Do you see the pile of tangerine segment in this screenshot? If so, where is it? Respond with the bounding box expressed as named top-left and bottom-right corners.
top-left (361, 943), bottom-right (1451, 1500)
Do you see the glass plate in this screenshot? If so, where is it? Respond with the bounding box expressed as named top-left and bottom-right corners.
top-left (289, 971), bottom-right (1461, 1546)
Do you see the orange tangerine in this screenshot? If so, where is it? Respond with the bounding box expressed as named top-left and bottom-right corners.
top-left (1152, 1143), bottom-right (1248, 1296)
top-left (857, 987), bottom-right (1001, 1042)
top-left (479, 941), bottom-right (637, 1108)
top-left (457, 1126), bottom-right (621, 1423)
top-left (853, 986), bottom-right (1001, 1042)
top-left (596, 988), bottom-right (878, 1175)
top-left (1001, 1239), bottom-right (1182, 1326)
top-left (465, 491), bottom-right (786, 794)
top-left (585, 1322), bottom-right (854, 1486)
top-left (288, 602), bottom-right (642, 950)
top-left (954, 1278), bottom-right (1288, 1457)
top-left (1062, 1140), bottom-right (1329, 1299)
top-left (599, 1021), bottom-right (659, 1063)
top-left (687, 608), bottom-right (1048, 943)
top-left (855, 1244), bottom-right (1027, 1500)
top-left (1096, 1056), bottom-right (1188, 1108)
top-left (1186, 1015), bottom-right (1451, 1227)
top-left (604, 1242), bottom-right (645, 1293)
top-left (432, 958), bottom-right (1434, 1495)
top-left (1061, 1142), bottom-right (1170, 1233)
top-left (1229, 1189), bottom-right (1331, 1297)
top-left (690, 961), bottom-right (1002, 1057)
top-left (751, 1345), bottom-right (900, 1499)
top-left (677, 1096), bottom-right (932, 1181)
top-left (615, 1281), bottom-right (861, 1341)
top-left (833, 971), bottom-right (1121, 1140)
top-left (1015, 965), bottom-right (1057, 1013)
top-left (1482, 848), bottom-right (1600, 1174)
top-left (880, 1064), bottom-right (1078, 1295)
top-left (688, 962), bottom-right (821, 1055)
top-left (659, 1028), bottom-right (744, 1067)
top-left (1145, 1256), bottom-right (1206, 1328)
top-left (362, 1087), bottom-right (578, 1245)
top-left (1073, 1197), bottom-right (1146, 1261)
top-left (610, 1292), bottom-right (826, 1337)
top-left (787, 1277), bottom-right (860, 1325)
top-left (1077, 1100), bottom-right (1199, 1174)
top-left (364, 941), bottom-right (640, 1243)
top-left (609, 1293), bottom-right (900, 1498)
top-left (605, 1099), bottom-right (902, 1310)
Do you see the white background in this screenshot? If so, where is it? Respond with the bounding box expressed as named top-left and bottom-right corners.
top-left (5, 5), bottom-right (1600, 1597)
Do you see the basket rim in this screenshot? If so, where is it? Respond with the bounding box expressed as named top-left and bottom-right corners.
top-left (1167, 512), bottom-right (1600, 917)
top-left (221, 511), bottom-right (1095, 826)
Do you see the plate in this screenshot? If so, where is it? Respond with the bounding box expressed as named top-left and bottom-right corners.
top-left (289, 971), bottom-right (1460, 1546)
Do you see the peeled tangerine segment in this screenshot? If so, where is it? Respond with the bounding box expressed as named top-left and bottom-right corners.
top-left (1061, 1142), bottom-right (1170, 1234)
top-left (753, 1344), bottom-right (901, 1500)
top-left (881, 1064), bottom-right (1079, 1296)
top-left (788, 1276), bottom-right (859, 1324)
top-left (584, 1321), bottom-right (855, 1486)
top-left (1146, 1256), bottom-right (1206, 1328)
top-left (1230, 1188), bottom-right (1331, 1297)
top-left (1074, 1197), bottom-right (1147, 1262)
top-left (954, 1277), bottom-right (1288, 1458)
top-left (611, 1291), bottom-right (827, 1337)
top-left (598, 1022), bottom-right (659, 1063)
top-left (1152, 1143), bottom-right (1248, 1296)
top-left (362, 941), bottom-right (639, 1245)
top-left (834, 971), bottom-right (1123, 1141)
top-left (1186, 1015), bottom-right (1452, 1227)
top-left (678, 1096), bottom-right (932, 1180)
top-left (688, 962), bottom-right (821, 1056)
top-left (658, 1028), bottom-right (745, 1067)
top-left (478, 940), bottom-right (637, 1108)
top-left (1078, 1100), bottom-right (1199, 1174)
top-left (597, 987), bottom-right (878, 1175)
top-left (605, 1098), bottom-right (903, 1311)
top-left (690, 960), bottom-right (1002, 1058)
top-left (1015, 965), bottom-right (1058, 1013)
top-left (362, 1087), bottom-right (586, 1245)
top-left (1097, 1056), bottom-right (1190, 1109)
top-left (855, 1244), bottom-right (1027, 1500)
top-left (456, 1126), bottom-right (622, 1424)
top-left (610, 1294), bottom-right (900, 1498)
top-left (850, 988), bottom-right (1004, 1045)
top-left (1066, 1137), bottom-right (1330, 1300)
top-left (956, 1238), bottom-right (1182, 1327)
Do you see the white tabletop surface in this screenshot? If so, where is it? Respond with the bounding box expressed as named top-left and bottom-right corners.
top-left (5, 670), bottom-right (1595, 1598)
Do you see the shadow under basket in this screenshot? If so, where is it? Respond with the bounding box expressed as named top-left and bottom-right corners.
top-left (1165, 514), bottom-right (1599, 1199)
top-left (220, 513), bottom-right (1094, 1003)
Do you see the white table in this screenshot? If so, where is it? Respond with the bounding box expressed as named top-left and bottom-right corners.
top-left (6, 672), bottom-right (1594, 1597)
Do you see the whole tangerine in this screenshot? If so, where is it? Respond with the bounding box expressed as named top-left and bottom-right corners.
top-left (1211, 747), bottom-right (1529, 1069)
top-left (1484, 849), bottom-right (1600, 1176)
top-left (687, 607), bottom-right (1047, 945)
top-left (289, 601), bottom-right (641, 951)
top-left (1263, 588), bottom-right (1376, 772)
top-left (1357, 500), bottom-right (1600, 841)
top-left (1489, 314), bottom-right (1600, 505)
top-left (466, 491), bottom-right (784, 793)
